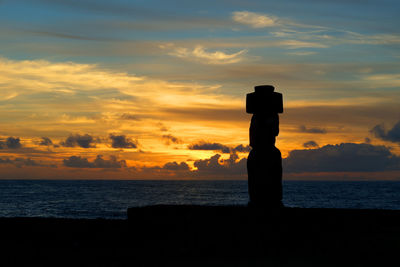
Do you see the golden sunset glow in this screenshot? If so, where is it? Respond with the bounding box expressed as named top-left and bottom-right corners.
top-left (1, 1), bottom-right (399, 180)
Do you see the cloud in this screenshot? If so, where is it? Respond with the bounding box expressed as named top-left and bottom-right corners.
top-left (345, 32), bottom-right (400, 46)
top-left (156, 122), bottom-right (169, 132)
top-left (34, 0), bottom-right (162, 20)
top-left (162, 161), bottom-right (190, 171)
top-left (188, 141), bottom-right (251, 153)
top-left (28, 30), bottom-right (114, 42)
top-left (63, 155), bottom-right (126, 168)
top-left (0, 55), bottom-right (243, 116)
top-left (63, 156), bottom-right (92, 168)
top-left (0, 137), bottom-right (22, 149)
top-left (370, 120), bottom-right (400, 143)
top-left (0, 92), bottom-right (18, 101)
top-left (192, 153), bottom-right (247, 177)
top-left (6, 137), bottom-right (22, 148)
top-left (233, 144), bottom-right (251, 153)
top-left (364, 73), bottom-right (400, 88)
top-left (0, 158), bottom-right (12, 164)
top-left (232, 11), bottom-right (276, 28)
top-left (160, 107), bottom-right (244, 122)
top-left (260, 22), bottom-right (400, 51)
top-left (284, 143), bottom-right (400, 173)
top-left (271, 28), bottom-right (400, 50)
top-left (6, 137), bottom-right (22, 149)
top-left (284, 105), bottom-right (400, 133)
top-left (303, 141), bottom-right (319, 148)
top-left (39, 137), bottom-right (53, 146)
top-left (133, 152), bottom-right (247, 179)
top-left (0, 57), bottom-right (143, 97)
top-left (188, 141), bottom-right (231, 153)
top-left (109, 134), bottom-right (138, 148)
top-left (60, 134), bottom-right (96, 148)
top-left (162, 134), bottom-right (183, 145)
top-left (299, 125), bottom-right (327, 134)
top-left (132, 160), bottom-right (191, 178)
top-left (13, 141), bottom-right (400, 178)
top-left (278, 40), bottom-right (328, 49)
top-left (169, 45), bottom-right (247, 64)
top-left (0, 157), bottom-right (42, 167)
top-left (120, 113), bottom-right (140, 120)
top-left (286, 51), bottom-right (318, 56)
top-left (93, 155), bottom-right (127, 168)
top-left (0, 56), bottom-right (241, 128)
top-left (34, 0), bottom-right (223, 28)
top-left (13, 158), bottom-right (40, 167)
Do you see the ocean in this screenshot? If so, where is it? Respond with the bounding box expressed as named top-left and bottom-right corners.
top-left (1, 180), bottom-right (400, 219)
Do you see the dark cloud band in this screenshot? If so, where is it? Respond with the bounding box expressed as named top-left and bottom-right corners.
top-left (188, 141), bottom-right (250, 153)
top-left (63, 155), bottom-right (126, 168)
top-left (284, 143), bottom-right (400, 173)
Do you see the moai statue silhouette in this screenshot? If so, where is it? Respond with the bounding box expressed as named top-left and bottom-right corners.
top-left (246, 85), bottom-right (283, 207)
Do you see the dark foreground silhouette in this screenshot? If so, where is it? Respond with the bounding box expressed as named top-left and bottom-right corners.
top-left (1, 206), bottom-right (400, 266)
top-left (247, 85), bottom-right (283, 207)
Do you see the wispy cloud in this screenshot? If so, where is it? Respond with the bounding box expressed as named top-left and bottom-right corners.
top-left (168, 45), bottom-right (247, 64)
top-left (162, 134), bottom-right (183, 145)
top-left (0, 56), bottom-right (143, 96)
top-left (299, 125), bottom-right (327, 134)
top-left (232, 11), bottom-right (277, 28)
top-left (343, 32), bottom-right (400, 45)
top-left (0, 56), bottom-right (241, 108)
top-left (364, 73), bottom-right (400, 87)
top-left (0, 92), bottom-right (18, 101)
top-left (271, 29), bottom-right (400, 48)
top-left (286, 51), bottom-right (317, 56)
top-left (27, 30), bottom-right (115, 42)
top-left (188, 141), bottom-right (250, 154)
top-left (280, 40), bottom-right (328, 49)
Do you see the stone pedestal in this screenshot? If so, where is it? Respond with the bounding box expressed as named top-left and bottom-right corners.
top-left (246, 85), bottom-right (283, 207)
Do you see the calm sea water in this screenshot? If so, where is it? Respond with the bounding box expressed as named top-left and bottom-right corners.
top-left (0, 180), bottom-right (400, 219)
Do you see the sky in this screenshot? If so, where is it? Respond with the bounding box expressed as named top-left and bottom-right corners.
top-left (1, 0), bottom-right (400, 180)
